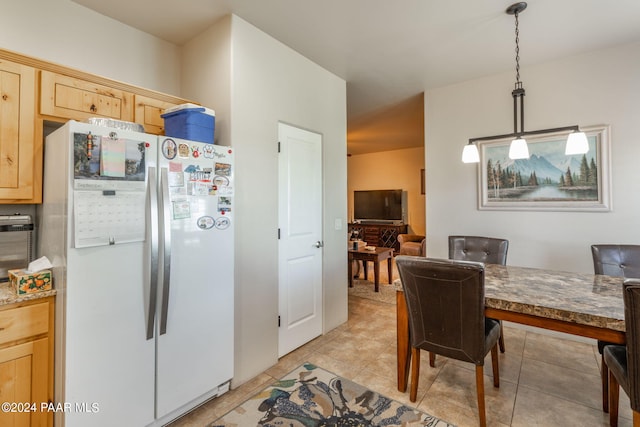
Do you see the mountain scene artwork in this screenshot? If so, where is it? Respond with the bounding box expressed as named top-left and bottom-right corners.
top-left (484, 135), bottom-right (598, 202)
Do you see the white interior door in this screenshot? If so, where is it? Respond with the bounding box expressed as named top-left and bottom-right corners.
top-left (278, 123), bottom-right (323, 357)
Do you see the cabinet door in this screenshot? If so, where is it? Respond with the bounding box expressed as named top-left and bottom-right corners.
top-left (0, 338), bottom-right (49, 427)
top-left (134, 95), bottom-right (178, 135)
top-left (40, 70), bottom-right (133, 121)
top-left (0, 60), bottom-right (36, 202)
top-left (0, 60), bottom-right (36, 203)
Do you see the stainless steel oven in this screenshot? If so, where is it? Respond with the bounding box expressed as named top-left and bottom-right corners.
top-left (0, 215), bottom-right (34, 282)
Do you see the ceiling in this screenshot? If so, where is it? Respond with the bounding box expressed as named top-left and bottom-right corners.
top-left (72, 0), bottom-right (640, 154)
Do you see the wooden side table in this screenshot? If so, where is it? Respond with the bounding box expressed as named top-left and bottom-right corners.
top-left (348, 247), bottom-right (394, 292)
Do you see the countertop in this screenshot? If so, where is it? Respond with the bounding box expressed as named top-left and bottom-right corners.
top-left (0, 281), bottom-right (56, 306)
top-left (394, 263), bottom-right (625, 332)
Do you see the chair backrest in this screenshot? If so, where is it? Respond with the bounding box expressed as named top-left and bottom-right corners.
top-left (449, 235), bottom-right (509, 265)
top-left (395, 256), bottom-right (486, 364)
top-left (591, 244), bottom-right (640, 278)
top-left (622, 279), bottom-right (640, 409)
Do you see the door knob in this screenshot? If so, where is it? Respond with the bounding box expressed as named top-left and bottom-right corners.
top-left (315, 241), bottom-right (324, 248)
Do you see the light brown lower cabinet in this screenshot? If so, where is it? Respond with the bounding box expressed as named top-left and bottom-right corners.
top-left (0, 297), bottom-right (54, 427)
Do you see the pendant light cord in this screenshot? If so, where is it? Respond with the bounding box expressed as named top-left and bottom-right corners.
top-left (514, 11), bottom-right (522, 89)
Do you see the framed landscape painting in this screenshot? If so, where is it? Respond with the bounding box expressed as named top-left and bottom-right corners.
top-left (477, 125), bottom-right (611, 211)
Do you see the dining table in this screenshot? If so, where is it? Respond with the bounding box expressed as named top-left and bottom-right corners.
top-left (395, 263), bottom-right (626, 392)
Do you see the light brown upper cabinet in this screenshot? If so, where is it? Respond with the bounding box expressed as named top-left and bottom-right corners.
top-left (0, 60), bottom-right (37, 203)
top-left (40, 70), bottom-right (133, 122)
top-left (134, 95), bottom-right (179, 135)
top-left (0, 48), bottom-right (196, 204)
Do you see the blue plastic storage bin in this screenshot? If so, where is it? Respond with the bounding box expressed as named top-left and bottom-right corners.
top-left (161, 107), bottom-right (215, 144)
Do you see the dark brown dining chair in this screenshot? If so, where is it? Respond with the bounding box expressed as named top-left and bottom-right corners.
top-left (449, 236), bottom-right (509, 354)
top-left (591, 244), bottom-right (640, 413)
top-left (396, 256), bottom-right (500, 427)
top-left (604, 279), bottom-right (640, 427)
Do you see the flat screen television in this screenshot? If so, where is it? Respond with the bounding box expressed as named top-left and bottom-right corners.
top-left (353, 189), bottom-right (404, 223)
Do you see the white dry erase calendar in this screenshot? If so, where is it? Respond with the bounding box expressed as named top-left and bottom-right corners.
top-left (72, 132), bottom-right (147, 248)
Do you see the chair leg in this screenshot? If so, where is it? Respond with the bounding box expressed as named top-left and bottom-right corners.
top-left (475, 365), bottom-right (487, 427)
top-left (602, 353), bottom-right (609, 413)
top-left (410, 347), bottom-right (420, 402)
top-left (498, 321), bottom-right (505, 353)
top-left (491, 343), bottom-right (500, 388)
top-left (429, 352), bottom-right (435, 367)
top-left (609, 370), bottom-right (620, 427)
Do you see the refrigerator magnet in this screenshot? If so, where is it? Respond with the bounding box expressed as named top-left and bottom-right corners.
top-left (162, 139), bottom-right (177, 160)
top-left (168, 171), bottom-right (184, 187)
top-left (214, 162), bottom-right (231, 176)
top-left (178, 143), bottom-right (190, 158)
top-left (196, 216), bottom-right (215, 230)
top-left (215, 217), bottom-right (231, 230)
top-left (170, 186), bottom-right (187, 197)
top-left (193, 182), bottom-right (210, 196)
top-left (217, 197), bottom-right (232, 213)
top-left (191, 145), bottom-right (201, 158)
top-left (203, 145), bottom-right (215, 159)
top-left (172, 200), bottom-right (191, 220)
top-left (213, 175), bottom-right (229, 187)
top-left (216, 185), bottom-right (233, 196)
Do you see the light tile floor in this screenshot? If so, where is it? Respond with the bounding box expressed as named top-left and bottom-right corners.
top-left (169, 260), bottom-right (633, 427)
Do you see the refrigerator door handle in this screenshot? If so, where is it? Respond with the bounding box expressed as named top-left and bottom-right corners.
top-left (159, 167), bottom-right (172, 335)
top-left (146, 166), bottom-right (159, 340)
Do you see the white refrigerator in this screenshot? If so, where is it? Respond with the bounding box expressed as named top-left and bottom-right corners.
top-left (38, 120), bottom-right (234, 427)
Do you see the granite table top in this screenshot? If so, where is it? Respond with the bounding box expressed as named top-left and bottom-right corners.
top-left (394, 263), bottom-right (625, 332)
top-left (0, 281), bottom-right (56, 306)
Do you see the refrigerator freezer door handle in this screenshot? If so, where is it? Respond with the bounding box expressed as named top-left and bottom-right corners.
top-left (146, 167), bottom-right (159, 340)
top-left (159, 167), bottom-right (172, 335)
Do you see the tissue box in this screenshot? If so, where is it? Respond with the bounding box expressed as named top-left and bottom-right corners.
top-left (8, 269), bottom-right (52, 295)
top-left (161, 105), bottom-right (215, 144)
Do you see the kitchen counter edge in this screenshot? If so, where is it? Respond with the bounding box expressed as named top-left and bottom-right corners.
top-left (0, 282), bottom-right (57, 306)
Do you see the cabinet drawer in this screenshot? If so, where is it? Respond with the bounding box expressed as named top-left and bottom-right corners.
top-left (0, 302), bottom-right (49, 346)
top-left (40, 70), bottom-right (133, 121)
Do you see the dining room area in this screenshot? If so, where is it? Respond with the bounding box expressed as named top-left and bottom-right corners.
top-left (393, 240), bottom-right (640, 426)
top-left (367, 251), bottom-right (637, 426)
top-left (414, 5), bottom-right (640, 423)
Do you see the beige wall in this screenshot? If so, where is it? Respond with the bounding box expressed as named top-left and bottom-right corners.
top-left (425, 41), bottom-right (640, 273)
top-left (0, 0), bottom-right (182, 96)
top-left (347, 147), bottom-right (425, 236)
top-left (182, 15), bottom-right (347, 386)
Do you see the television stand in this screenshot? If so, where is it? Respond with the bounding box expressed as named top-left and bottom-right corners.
top-left (356, 219), bottom-right (398, 225)
top-left (348, 223), bottom-right (407, 253)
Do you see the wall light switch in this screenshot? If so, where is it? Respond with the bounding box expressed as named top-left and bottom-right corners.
top-left (334, 218), bottom-right (342, 230)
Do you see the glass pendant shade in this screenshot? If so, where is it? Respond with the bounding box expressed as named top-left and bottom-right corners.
top-left (462, 143), bottom-right (480, 163)
top-left (509, 138), bottom-right (529, 159)
top-left (565, 131), bottom-right (589, 155)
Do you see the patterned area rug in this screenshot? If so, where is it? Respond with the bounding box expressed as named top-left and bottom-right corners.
top-left (348, 279), bottom-right (396, 305)
top-left (210, 363), bottom-right (454, 427)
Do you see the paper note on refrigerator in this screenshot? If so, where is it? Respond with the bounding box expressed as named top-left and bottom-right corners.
top-left (100, 137), bottom-right (126, 177)
top-left (73, 190), bottom-right (146, 248)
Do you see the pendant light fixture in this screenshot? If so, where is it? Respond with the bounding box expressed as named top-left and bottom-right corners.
top-left (462, 2), bottom-right (589, 164)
